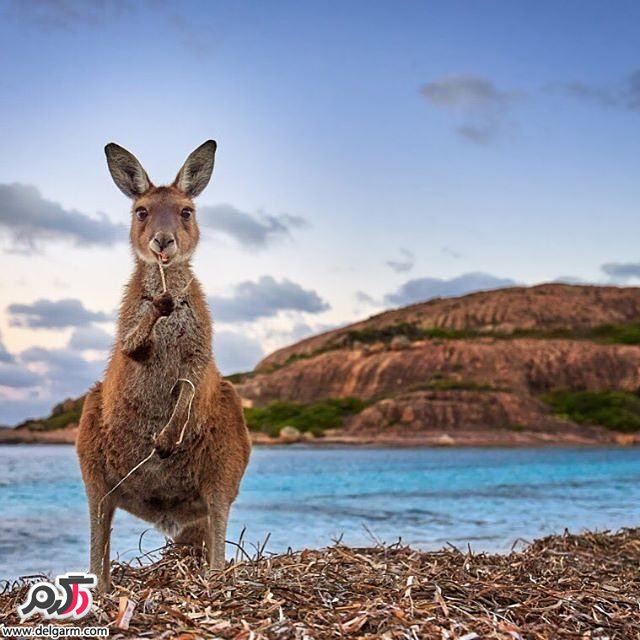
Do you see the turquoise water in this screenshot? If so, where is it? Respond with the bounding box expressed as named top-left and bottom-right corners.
top-left (1, 444), bottom-right (639, 582)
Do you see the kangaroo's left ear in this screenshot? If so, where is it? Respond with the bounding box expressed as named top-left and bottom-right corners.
top-left (173, 140), bottom-right (217, 197)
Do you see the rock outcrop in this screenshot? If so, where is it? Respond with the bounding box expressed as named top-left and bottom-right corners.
top-left (258, 283), bottom-right (640, 370)
top-left (236, 284), bottom-right (640, 445)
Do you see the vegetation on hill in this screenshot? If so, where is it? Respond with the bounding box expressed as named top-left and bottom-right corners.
top-left (15, 397), bottom-right (85, 432)
top-left (404, 377), bottom-right (507, 393)
top-left (541, 390), bottom-right (640, 433)
top-left (258, 283), bottom-right (640, 371)
top-left (244, 397), bottom-right (367, 437)
top-left (345, 320), bottom-right (640, 347)
top-left (18, 386), bottom-right (640, 439)
top-left (10, 395), bottom-right (368, 439)
top-left (263, 321), bottom-right (640, 374)
top-left (224, 371), bottom-right (255, 384)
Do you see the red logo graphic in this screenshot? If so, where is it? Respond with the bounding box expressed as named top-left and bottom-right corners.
top-left (18, 573), bottom-right (97, 620)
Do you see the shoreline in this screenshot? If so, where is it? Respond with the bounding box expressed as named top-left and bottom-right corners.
top-left (1, 425), bottom-right (638, 448)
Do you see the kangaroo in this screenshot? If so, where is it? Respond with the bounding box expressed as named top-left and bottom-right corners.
top-left (76, 140), bottom-right (251, 592)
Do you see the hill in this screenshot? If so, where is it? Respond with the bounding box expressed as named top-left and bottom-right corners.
top-left (4, 283), bottom-right (640, 446)
top-left (235, 283), bottom-right (640, 445)
top-left (257, 283), bottom-right (640, 369)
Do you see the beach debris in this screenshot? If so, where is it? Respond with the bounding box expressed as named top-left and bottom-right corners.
top-left (1, 528), bottom-right (638, 639)
top-left (115, 595), bottom-right (136, 630)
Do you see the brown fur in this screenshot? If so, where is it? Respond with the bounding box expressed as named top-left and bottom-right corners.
top-left (76, 141), bottom-right (251, 592)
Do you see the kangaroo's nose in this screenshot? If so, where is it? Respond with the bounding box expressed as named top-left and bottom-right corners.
top-left (153, 234), bottom-right (175, 251)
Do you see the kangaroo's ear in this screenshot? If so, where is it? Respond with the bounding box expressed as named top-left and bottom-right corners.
top-left (104, 143), bottom-right (153, 199)
top-left (173, 140), bottom-right (217, 197)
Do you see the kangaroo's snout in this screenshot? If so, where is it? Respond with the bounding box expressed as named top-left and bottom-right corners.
top-left (152, 233), bottom-right (175, 251)
top-left (150, 232), bottom-right (177, 263)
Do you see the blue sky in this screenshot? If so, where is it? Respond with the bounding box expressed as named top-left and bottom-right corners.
top-left (1, 0), bottom-right (639, 424)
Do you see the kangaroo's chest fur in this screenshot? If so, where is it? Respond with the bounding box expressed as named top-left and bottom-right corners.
top-left (100, 264), bottom-right (215, 483)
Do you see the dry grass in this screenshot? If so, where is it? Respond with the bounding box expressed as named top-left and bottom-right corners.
top-left (1, 529), bottom-right (639, 639)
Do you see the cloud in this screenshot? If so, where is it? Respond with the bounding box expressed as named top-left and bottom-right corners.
top-left (0, 306), bottom-right (111, 422)
top-left (69, 325), bottom-right (113, 351)
top-left (163, 10), bottom-right (213, 59)
top-left (0, 341), bottom-right (104, 424)
top-left (200, 204), bottom-right (308, 250)
top-left (441, 246), bottom-right (461, 259)
top-left (0, 362), bottom-right (40, 388)
top-left (355, 291), bottom-right (378, 306)
top-left (559, 83), bottom-right (618, 108)
top-left (0, 347), bottom-right (105, 424)
top-left (0, 183), bottom-right (126, 253)
top-left (457, 123), bottom-right (500, 144)
top-left (384, 272), bottom-right (518, 307)
top-left (601, 262), bottom-right (640, 282)
top-left (387, 248), bottom-right (415, 273)
top-left (0, 397), bottom-right (55, 427)
top-left (420, 75), bottom-right (524, 145)
top-left (0, 346), bottom-right (103, 423)
top-left (9, 0), bottom-right (132, 30)
top-left (625, 70), bottom-right (640, 110)
top-left (557, 69), bottom-right (640, 112)
top-left (8, 298), bottom-right (113, 329)
top-left (264, 321), bottom-right (337, 347)
top-left (420, 75), bottom-right (521, 110)
top-left (209, 276), bottom-right (330, 322)
top-left (214, 331), bottom-right (265, 375)
top-left (0, 332), bottom-right (40, 390)
top-left (20, 346), bottom-right (104, 397)
top-left (0, 332), bottom-right (14, 363)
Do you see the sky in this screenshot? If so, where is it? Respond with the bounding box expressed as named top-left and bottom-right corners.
top-left (1, 0), bottom-right (640, 424)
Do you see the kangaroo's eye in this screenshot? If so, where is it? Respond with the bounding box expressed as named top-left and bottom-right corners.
top-left (181, 208), bottom-right (193, 220)
top-left (135, 207), bottom-right (148, 221)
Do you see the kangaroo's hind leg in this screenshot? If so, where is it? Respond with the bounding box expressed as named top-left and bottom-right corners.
top-left (207, 496), bottom-right (230, 570)
top-left (76, 382), bottom-right (114, 592)
top-left (88, 494), bottom-right (115, 593)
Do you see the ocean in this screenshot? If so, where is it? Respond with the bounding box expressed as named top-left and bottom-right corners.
top-left (1, 444), bottom-right (639, 582)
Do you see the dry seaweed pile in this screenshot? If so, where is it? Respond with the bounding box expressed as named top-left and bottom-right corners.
top-left (1, 529), bottom-right (639, 639)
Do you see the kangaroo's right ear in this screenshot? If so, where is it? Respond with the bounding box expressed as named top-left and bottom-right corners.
top-left (104, 143), bottom-right (153, 199)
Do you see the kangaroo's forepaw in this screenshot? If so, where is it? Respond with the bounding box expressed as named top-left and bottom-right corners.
top-left (152, 292), bottom-right (175, 317)
top-left (153, 432), bottom-right (176, 459)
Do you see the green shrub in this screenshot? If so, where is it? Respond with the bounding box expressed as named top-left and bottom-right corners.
top-left (590, 322), bottom-right (640, 345)
top-left (406, 378), bottom-right (503, 393)
top-left (244, 397), bottom-right (366, 437)
top-left (346, 323), bottom-right (424, 344)
top-left (225, 371), bottom-right (254, 384)
top-left (429, 378), bottom-right (499, 392)
top-left (420, 327), bottom-right (471, 339)
top-left (17, 406), bottom-right (83, 432)
top-left (541, 390), bottom-right (640, 433)
top-left (511, 323), bottom-right (640, 344)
